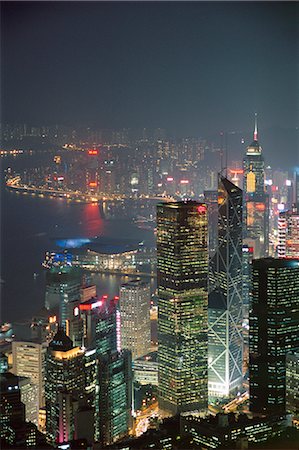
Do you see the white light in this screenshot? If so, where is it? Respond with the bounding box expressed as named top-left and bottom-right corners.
top-left (286, 179), bottom-right (292, 186)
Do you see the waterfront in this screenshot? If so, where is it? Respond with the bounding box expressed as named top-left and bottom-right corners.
top-left (1, 154), bottom-right (156, 323)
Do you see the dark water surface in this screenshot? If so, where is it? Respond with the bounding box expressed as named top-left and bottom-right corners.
top-left (1, 153), bottom-right (155, 322)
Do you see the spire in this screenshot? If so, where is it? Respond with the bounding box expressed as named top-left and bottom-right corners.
top-left (253, 113), bottom-right (258, 141)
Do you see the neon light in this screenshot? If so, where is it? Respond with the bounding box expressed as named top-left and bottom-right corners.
top-left (166, 177), bottom-right (174, 182)
top-left (197, 205), bottom-right (207, 213)
top-left (88, 181), bottom-right (97, 187)
top-left (180, 179), bottom-right (189, 184)
top-left (88, 149), bottom-right (98, 156)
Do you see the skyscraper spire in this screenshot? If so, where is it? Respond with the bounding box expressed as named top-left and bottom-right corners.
top-left (254, 112), bottom-right (258, 141)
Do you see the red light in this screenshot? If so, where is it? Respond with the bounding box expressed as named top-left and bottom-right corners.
top-left (256, 203), bottom-right (265, 211)
top-left (102, 295), bottom-right (108, 299)
top-left (114, 296), bottom-right (119, 300)
top-left (89, 181), bottom-right (97, 187)
top-left (229, 169), bottom-right (243, 175)
top-left (88, 149), bottom-right (98, 156)
top-left (79, 303), bottom-right (92, 311)
top-left (248, 247), bottom-right (254, 253)
top-left (197, 205), bottom-right (207, 214)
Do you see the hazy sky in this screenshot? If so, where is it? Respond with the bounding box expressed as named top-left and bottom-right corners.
top-left (1, 2), bottom-right (298, 142)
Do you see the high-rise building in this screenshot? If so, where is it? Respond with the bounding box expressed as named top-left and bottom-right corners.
top-left (204, 190), bottom-right (218, 258)
top-left (249, 258), bottom-right (299, 415)
top-left (45, 328), bottom-right (85, 444)
top-left (19, 377), bottom-right (39, 425)
top-left (208, 176), bottom-right (243, 398)
top-left (278, 206), bottom-right (299, 258)
top-left (94, 297), bottom-right (133, 445)
top-left (119, 279), bottom-right (151, 359)
top-left (286, 352), bottom-right (299, 419)
top-left (157, 201), bottom-right (208, 414)
top-left (243, 115), bottom-right (269, 258)
top-left (45, 266), bottom-right (82, 330)
top-left (12, 340), bottom-right (47, 412)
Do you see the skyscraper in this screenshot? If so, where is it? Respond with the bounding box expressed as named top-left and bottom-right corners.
top-left (119, 279), bottom-right (151, 359)
top-left (277, 205), bottom-right (299, 258)
top-left (249, 258), bottom-right (299, 415)
top-left (208, 176), bottom-right (243, 398)
top-left (243, 115), bottom-right (269, 258)
top-left (94, 298), bottom-right (132, 446)
top-left (157, 201), bottom-right (208, 414)
top-left (45, 328), bottom-right (85, 444)
top-left (45, 266), bottom-right (82, 330)
top-left (12, 340), bottom-right (47, 413)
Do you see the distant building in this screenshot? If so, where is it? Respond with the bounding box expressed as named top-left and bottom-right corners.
top-left (157, 201), bottom-right (208, 414)
top-left (243, 115), bottom-right (269, 258)
top-left (119, 279), bottom-right (151, 359)
top-left (19, 376), bottom-right (39, 425)
top-left (286, 352), bottom-right (299, 419)
top-left (249, 258), bottom-right (299, 415)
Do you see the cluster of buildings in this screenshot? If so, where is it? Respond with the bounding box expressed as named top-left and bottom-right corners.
top-left (1, 118), bottom-right (299, 449)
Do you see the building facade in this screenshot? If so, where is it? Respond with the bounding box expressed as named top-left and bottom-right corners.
top-left (278, 206), bottom-right (299, 258)
top-left (119, 279), bottom-right (151, 359)
top-left (157, 201), bottom-right (208, 414)
top-left (243, 116), bottom-right (269, 259)
top-left (249, 258), bottom-right (299, 415)
top-left (208, 176), bottom-right (243, 398)
top-left (286, 352), bottom-right (299, 419)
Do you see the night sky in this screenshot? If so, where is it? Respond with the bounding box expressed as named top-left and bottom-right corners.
top-left (1, 1), bottom-right (298, 165)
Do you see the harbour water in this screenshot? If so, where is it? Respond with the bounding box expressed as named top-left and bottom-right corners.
top-left (1, 153), bottom-right (156, 323)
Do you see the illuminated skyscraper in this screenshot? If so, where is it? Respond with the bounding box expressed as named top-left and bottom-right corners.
top-left (278, 206), bottom-right (299, 258)
top-left (243, 115), bottom-right (269, 258)
top-left (157, 201), bottom-right (208, 414)
top-left (12, 340), bottom-right (47, 413)
top-left (45, 328), bottom-right (85, 445)
top-left (208, 176), bottom-right (243, 398)
top-left (45, 266), bottom-right (82, 330)
top-left (94, 298), bottom-right (132, 446)
top-left (119, 279), bottom-right (151, 359)
top-left (249, 258), bottom-right (299, 415)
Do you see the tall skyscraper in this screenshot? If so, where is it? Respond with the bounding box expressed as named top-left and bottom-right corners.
top-left (94, 298), bottom-right (132, 446)
top-left (119, 279), bottom-right (151, 359)
top-left (45, 266), bottom-right (82, 330)
top-left (208, 176), bottom-right (243, 398)
top-left (286, 352), bottom-right (299, 419)
top-left (157, 201), bottom-right (208, 414)
top-left (243, 115), bottom-right (269, 258)
top-left (249, 258), bottom-right (299, 415)
top-left (45, 328), bottom-right (85, 444)
top-left (12, 340), bottom-right (47, 413)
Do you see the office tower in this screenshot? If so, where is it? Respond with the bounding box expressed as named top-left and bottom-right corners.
top-left (119, 279), bottom-right (151, 359)
top-left (204, 190), bottom-right (218, 258)
top-left (243, 115), bottom-right (269, 258)
top-left (278, 206), bottom-right (299, 258)
top-left (19, 377), bottom-right (39, 425)
top-left (12, 340), bottom-right (47, 412)
top-left (45, 266), bottom-right (82, 330)
top-left (208, 176), bottom-right (243, 398)
top-left (157, 201), bottom-right (208, 414)
top-left (94, 350), bottom-right (133, 446)
top-left (31, 308), bottom-right (58, 343)
top-left (93, 297), bottom-right (132, 445)
top-left (45, 328), bottom-right (85, 444)
top-left (249, 258), bottom-right (299, 415)
top-left (286, 352), bottom-right (299, 419)
top-left (242, 244), bottom-right (254, 309)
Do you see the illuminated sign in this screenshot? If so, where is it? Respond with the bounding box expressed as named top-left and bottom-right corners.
top-left (166, 177), bottom-right (174, 182)
top-left (88, 149), bottom-right (98, 156)
top-left (180, 179), bottom-right (189, 184)
top-left (88, 181), bottom-right (97, 187)
top-left (197, 205), bottom-right (207, 214)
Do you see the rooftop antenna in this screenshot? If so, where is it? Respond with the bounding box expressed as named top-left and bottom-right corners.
top-left (254, 112), bottom-right (258, 141)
